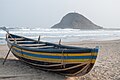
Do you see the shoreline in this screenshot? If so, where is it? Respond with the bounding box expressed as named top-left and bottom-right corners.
top-left (0, 40), bottom-right (120, 80)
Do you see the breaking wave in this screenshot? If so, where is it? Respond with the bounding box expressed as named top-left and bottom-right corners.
top-left (0, 27), bottom-right (120, 44)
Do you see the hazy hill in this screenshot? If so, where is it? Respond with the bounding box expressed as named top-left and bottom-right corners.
top-left (51, 13), bottom-right (103, 29)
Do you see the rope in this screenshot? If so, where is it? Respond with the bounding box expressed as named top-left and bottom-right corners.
top-left (61, 49), bottom-right (66, 68)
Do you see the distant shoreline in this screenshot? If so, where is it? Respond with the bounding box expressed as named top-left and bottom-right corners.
top-left (103, 28), bottom-right (120, 30)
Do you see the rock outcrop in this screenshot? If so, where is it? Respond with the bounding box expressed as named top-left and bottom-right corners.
top-left (51, 12), bottom-right (102, 29)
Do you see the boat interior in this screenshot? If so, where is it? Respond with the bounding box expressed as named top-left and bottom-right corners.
top-left (7, 34), bottom-right (92, 53)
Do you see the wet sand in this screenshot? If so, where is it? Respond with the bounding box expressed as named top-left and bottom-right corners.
top-left (0, 40), bottom-right (120, 80)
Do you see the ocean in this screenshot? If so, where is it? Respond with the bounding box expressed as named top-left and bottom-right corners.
top-left (0, 27), bottom-right (120, 44)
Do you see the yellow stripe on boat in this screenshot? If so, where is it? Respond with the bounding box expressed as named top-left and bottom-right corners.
top-left (13, 50), bottom-right (96, 64)
top-left (12, 46), bottom-right (98, 57)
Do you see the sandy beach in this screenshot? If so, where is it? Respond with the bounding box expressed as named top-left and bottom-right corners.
top-left (0, 40), bottom-right (120, 80)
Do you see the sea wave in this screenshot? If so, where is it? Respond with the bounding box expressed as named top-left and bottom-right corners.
top-left (1, 27), bottom-right (120, 44)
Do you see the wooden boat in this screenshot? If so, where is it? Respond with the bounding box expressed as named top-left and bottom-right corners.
top-left (6, 33), bottom-right (99, 76)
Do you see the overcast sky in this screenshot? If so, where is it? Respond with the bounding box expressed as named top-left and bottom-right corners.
top-left (0, 0), bottom-right (120, 28)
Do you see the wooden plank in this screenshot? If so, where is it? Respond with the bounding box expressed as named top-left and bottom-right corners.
top-left (27, 46), bottom-right (54, 48)
top-left (13, 41), bottom-right (35, 42)
top-left (9, 38), bottom-right (24, 41)
top-left (18, 44), bottom-right (46, 47)
top-left (10, 41), bottom-right (36, 44)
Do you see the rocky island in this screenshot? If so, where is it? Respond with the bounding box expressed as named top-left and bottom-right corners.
top-left (51, 12), bottom-right (103, 29)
